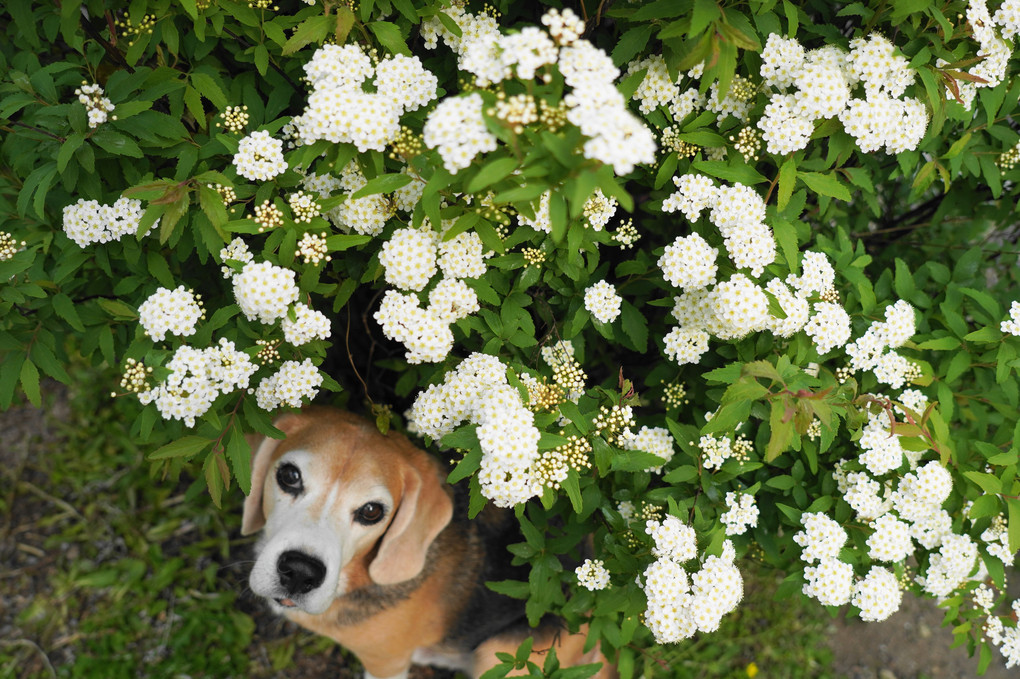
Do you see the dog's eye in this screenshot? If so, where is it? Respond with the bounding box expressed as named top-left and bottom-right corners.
top-left (276, 463), bottom-right (303, 494)
top-left (354, 502), bottom-right (385, 526)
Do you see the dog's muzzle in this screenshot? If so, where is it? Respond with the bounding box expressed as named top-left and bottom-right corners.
top-left (277, 550), bottom-right (327, 596)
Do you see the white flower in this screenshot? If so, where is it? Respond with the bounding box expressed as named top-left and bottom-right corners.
top-left (645, 515), bottom-right (698, 562)
top-left (663, 326), bottom-right (711, 365)
top-left (794, 512), bottom-right (847, 563)
top-left (427, 278), bottom-right (479, 323)
top-left (233, 130), bottom-right (287, 181)
top-left (137, 339), bottom-right (257, 427)
top-left (373, 290), bottom-right (453, 364)
top-left (867, 514), bottom-right (915, 563)
top-left (423, 93), bottom-right (498, 173)
top-left (575, 559), bottom-right (611, 591)
top-left (138, 286), bottom-right (205, 342)
top-left (658, 233), bottom-right (718, 291)
top-left (232, 261), bottom-right (300, 324)
top-left (437, 231), bottom-right (489, 279)
top-left (721, 492), bottom-right (759, 536)
top-left (255, 359), bottom-right (323, 410)
top-left (74, 82), bottom-right (115, 128)
top-left (804, 302), bottom-right (852, 354)
top-left (379, 227), bottom-right (438, 292)
top-left (282, 303), bottom-right (331, 346)
top-left (62, 197), bottom-right (154, 248)
top-left (852, 566), bottom-right (902, 622)
top-left (802, 557), bottom-right (854, 606)
top-left (619, 426), bottom-right (674, 472)
top-left (584, 280), bottom-right (622, 323)
top-left (219, 237), bottom-right (253, 278)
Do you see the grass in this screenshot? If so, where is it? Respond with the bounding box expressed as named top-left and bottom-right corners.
top-left (0, 369), bottom-right (835, 678)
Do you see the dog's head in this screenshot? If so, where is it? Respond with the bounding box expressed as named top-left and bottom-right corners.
top-left (241, 407), bottom-right (453, 615)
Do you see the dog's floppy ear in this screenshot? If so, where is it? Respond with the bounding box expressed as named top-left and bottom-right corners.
top-left (369, 443), bottom-right (453, 585)
top-left (241, 413), bottom-right (305, 536)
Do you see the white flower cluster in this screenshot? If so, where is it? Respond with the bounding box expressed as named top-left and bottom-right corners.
top-left (583, 189), bottom-right (618, 230)
top-left (575, 558), bottom-right (610, 591)
top-left (137, 339), bottom-right (257, 427)
top-left (281, 303), bottom-right (331, 346)
top-left (219, 237), bottom-right (253, 278)
top-left (330, 162), bottom-right (395, 236)
top-left (757, 33), bottom-right (927, 155)
top-left (255, 358), bottom-right (323, 411)
top-left (845, 300), bottom-right (917, 387)
top-left (857, 410), bottom-right (906, 475)
top-left (1001, 300), bottom-right (1020, 335)
top-left (233, 130), bottom-right (287, 182)
top-left (232, 261), bottom-right (300, 324)
top-left (62, 197), bottom-right (154, 248)
top-left (618, 426), bottom-right (675, 473)
top-left (794, 512), bottom-right (848, 563)
top-left (640, 519), bottom-right (743, 643)
top-left (517, 191), bottom-right (553, 233)
top-left (423, 7), bottom-right (654, 174)
top-left (945, 0), bottom-right (1018, 109)
top-left (795, 512), bottom-right (902, 619)
top-left (374, 223), bottom-right (488, 364)
top-left (138, 286), bottom-right (205, 342)
top-left (584, 280), bottom-right (622, 323)
top-left (292, 44), bottom-right (437, 152)
top-left (374, 290), bottom-right (455, 364)
top-left (662, 175), bottom-right (776, 276)
top-left (380, 227), bottom-right (438, 292)
top-left (75, 82), bottom-right (115, 128)
top-left (407, 353), bottom-right (543, 507)
top-left (423, 93), bottom-right (498, 173)
top-left (721, 492), bottom-right (759, 536)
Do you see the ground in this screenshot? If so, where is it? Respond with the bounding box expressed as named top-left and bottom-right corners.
top-left (0, 386), bottom-right (1013, 678)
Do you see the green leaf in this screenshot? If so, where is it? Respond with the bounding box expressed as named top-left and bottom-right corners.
top-left (52, 293), bottom-right (86, 332)
top-left (692, 159), bottom-right (767, 185)
top-left (149, 435), bottom-right (212, 460)
top-left (466, 157), bottom-right (519, 194)
top-left (1009, 499), bottom-right (1020, 554)
top-left (798, 171), bottom-right (851, 201)
top-left (226, 422), bottom-right (252, 496)
top-left (351, 172), bottom-right (412, 199)
top-left (57, 133), bottom-right (85, 173)
top-left (282, 14), bottom-right (336, 55)
top-left (369, 21), bottom-right (411, 56)
top-left (777, 158), bottom-right (797, 211)
top-left (611, 24), bottom-right (656, 67)
top-left (690, 0), bottom-right (722, 35)
top-left (190, 72), bottom-right (227, 110)
top-left (20, 360), bottom-right (41, 407)
top-left (562, 471), bottom-right (582, 512)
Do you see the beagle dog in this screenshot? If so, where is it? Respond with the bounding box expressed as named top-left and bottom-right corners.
top-left (242, 406), bottom-right (611, 679)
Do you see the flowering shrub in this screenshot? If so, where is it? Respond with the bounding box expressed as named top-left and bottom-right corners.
top-left (3, 0), bottom-right (1020, 675)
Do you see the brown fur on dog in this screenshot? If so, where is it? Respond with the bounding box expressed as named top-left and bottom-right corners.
top-left (242, 407), bottom-right (612, 679)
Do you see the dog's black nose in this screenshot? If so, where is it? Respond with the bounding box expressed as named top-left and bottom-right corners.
top-left (277, 551), bottom-right (326, 595)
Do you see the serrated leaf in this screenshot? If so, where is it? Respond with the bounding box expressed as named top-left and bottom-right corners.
top-left (368, 21), bottom-right (411, 56)
top-left (52, 293), bottom-right (86, 332)
top-left (351, 172), bottom-right (412, 199)
top-left (466, 157), bottom-right (518, 194)
top-left (190, 72), bottom-right (227, 110)
top-left (57, 133), bottom-right (85, 173)
top-left (20, 360), bottom-right (41, 407)
top-left (226, 422), bottom-right (252, 496)
top-left (798, 171), bottom-right (851, 201)
top-left (150, 435), bottom-right (212, 460)
top-left (282, 14), bottom-right (336, 55)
